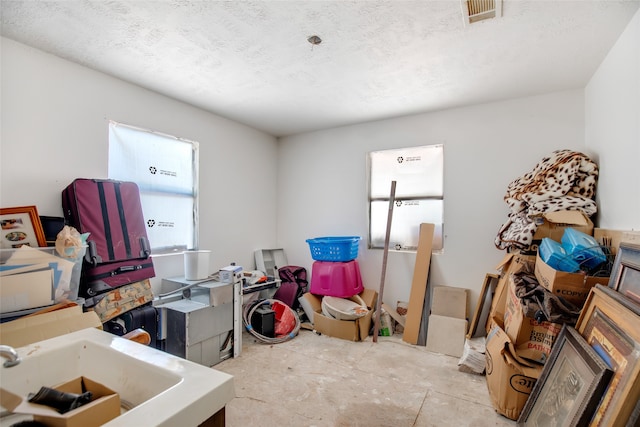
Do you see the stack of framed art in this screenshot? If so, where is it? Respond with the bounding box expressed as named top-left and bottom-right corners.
top-left (517, 242), bottom-right (640, 427)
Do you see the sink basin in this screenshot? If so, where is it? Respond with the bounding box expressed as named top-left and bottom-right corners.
top-left (0, 328), bottom-right (234, 426)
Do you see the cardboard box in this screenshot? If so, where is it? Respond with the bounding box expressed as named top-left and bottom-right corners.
top-left (301, 288), bottom-right (377, 341)
top-left (219, 265), bottom-right (242, 283)
top-left (534, 252), bottom-right (609, 307)
top-left (485, 325), bottom-right (543, 421)
top-left (594, 228), bottom-right (640, 255)
top-left (486, 254), bottom-right (536, 334)
top-left (431, 286), bottom-right (468, 320)
top-left (517, 210), bottom-right (594, 255)
top-left (0, 305), bottom-right (102, 348)
top-left (0, 376), bottom-right (120, 427)
top-left (503, 274), bottom-right (562, 364)
top-left (532, 210), bottom-right (594, 241)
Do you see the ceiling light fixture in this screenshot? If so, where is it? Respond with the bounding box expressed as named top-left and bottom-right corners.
top-left (307, 35), bottom-right (322, 50)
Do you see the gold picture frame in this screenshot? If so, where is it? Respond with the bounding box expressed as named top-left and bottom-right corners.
top-left (575, 284), bottom-right (640, 427)
top-left (0, 206), bottom-right (47, 248)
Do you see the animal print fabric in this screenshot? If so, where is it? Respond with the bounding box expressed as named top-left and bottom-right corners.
top-left (495, 149), bottom-right (599, 250)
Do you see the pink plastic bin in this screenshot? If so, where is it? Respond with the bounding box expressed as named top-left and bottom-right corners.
top-left (310, 260), bottom-right (364, 298)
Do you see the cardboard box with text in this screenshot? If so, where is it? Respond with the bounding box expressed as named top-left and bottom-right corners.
top-left (485, 325), bottom-right (543, 421)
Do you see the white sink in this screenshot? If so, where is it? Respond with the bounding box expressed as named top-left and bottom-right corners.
top-left (0, 328), bottom-right (234, 426)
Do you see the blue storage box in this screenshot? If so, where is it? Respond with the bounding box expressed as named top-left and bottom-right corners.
top-left (561, 228), bottom-right (607, 270)
top-left (539, 237), bottom-right (580, 273)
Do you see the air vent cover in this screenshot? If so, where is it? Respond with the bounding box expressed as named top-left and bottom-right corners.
top-left (462, 0), bottom-right (502, 25)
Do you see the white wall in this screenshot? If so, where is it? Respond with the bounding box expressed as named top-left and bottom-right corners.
top-left (3, 6), bottom-right (638, 316)
top-left (0, 37), bottom-right (279, 293)
top-left (585, 9), bottom-right (640, 230)
top-left (278, 90), bottom-right (589, 310)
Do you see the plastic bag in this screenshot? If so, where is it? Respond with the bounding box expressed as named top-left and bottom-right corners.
top-left (55, 225), bottom-right (88, 259)
top-left (272, 300), bottom-right (296, 336)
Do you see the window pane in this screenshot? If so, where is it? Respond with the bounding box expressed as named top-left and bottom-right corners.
top-left (108, 121), bottom-right (198, 253)
top-left (109, 122), bottom-right (196, 194)
top-left (141, 192), bottom-right (194, 251)
top-left (370, 199), bottom-right (443, 250)
top-left (369, 145), bottom-right (443, 199)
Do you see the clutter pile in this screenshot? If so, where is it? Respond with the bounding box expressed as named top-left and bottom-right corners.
top-left (482, 150), bottom-right (640, 425)
top-left (495, 149), bottom-right (599, 252)
top-left (296, 236), bottom-right (379, 342)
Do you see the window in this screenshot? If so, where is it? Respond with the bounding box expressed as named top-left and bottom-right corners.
top-left (368, 144), bottom-right (444, 251)
top-left (108, 121), bottom-right (199, 253)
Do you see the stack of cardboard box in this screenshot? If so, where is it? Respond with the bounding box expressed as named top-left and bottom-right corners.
top-left (485, 211), bottom-right (612, 420)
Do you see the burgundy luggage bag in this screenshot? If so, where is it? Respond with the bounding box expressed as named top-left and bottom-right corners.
top-left (273, 265), bottom-right (308, 310)
top-left (62, 178), bottom-right (155, 301)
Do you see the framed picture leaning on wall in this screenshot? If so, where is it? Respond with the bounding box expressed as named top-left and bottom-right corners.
top-left (0, 205), bottom-right (47, 249)
top-left (608, 242), bottom-right (640, 305)
top-left (517, 325), bottom-right (613, 427)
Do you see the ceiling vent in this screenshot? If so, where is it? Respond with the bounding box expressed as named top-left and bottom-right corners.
top-left (462, 0), bottom-right (502, 25)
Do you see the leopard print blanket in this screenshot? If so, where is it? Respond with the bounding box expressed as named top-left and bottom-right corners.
top-left (495, 149), bottom-right (599, 250)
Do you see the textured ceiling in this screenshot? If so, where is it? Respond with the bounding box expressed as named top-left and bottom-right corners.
top-left (1, 1), bottom-right (639, 137)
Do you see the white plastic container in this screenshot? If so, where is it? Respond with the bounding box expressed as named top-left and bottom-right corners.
top-left (184, 250), bottom-right (211, 280)
top-left (321, 295), bottom-right (368, 321)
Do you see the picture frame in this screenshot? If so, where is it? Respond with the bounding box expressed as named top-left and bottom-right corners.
top-left (467, 273), bottom-right (499, 339)
top-left (517, 325), bottom-right (613, 427)
top-left (575, 284), bottom-right (640, 427)
top-left (608, 242), bottom-right (640, 305)
top-left (0, 206), bottom-right (47, 249)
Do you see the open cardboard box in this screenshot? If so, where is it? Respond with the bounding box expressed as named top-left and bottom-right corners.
top-left (534, 252), bottom-right (609, 307)
top-left (0, 376), bottom-right (120, 427)
top-left (503, 273), bottom-right (562, 364)
top-left (518, 210), bottom-right (594, 255)
top-left (532, 210), bottom-right (594, 241)
top-left (486, 253), bottom-right (536, 334)
top-left (485, 324), bottom-right (543, 421)
top-left (301, 288), bottom-right (377, 341)
top-left (0, 305), bottom-right (102, 348)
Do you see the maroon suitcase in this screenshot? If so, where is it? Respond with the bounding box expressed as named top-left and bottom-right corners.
top-left (62, 179), bottom-right (155, 301)
top-left (273, 266), bottom-right (308, 309)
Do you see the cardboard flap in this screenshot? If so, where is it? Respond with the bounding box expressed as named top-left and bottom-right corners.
top-left (538, 210), bottom-right (589, 226)
top-left (504, 337), bottom-right (540, 371)
top-left (0, 388), bottom-right (61, 417)
top-left (358, 288), bottom-right (377, 309)
top-left (495, 253), bottom-right (514, 273)
top-left (1, 306), bottom-right (82, 332)
top-left (488, 325), bottom-right (538, 370)
top-left (0, 309), bottom-right (102, 348)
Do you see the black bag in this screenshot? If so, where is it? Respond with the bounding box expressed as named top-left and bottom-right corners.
top-left (274, 266), bottom-right (308, 309)
top-left (103, 304), bottom-right (158, 348)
